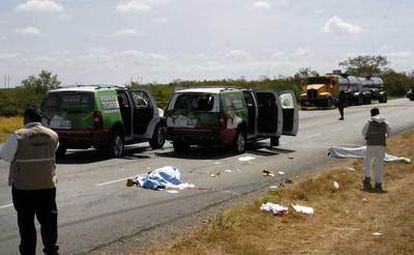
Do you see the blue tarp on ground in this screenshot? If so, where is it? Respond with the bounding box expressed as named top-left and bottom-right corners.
top-left (135, 166), bottom-right (184, 190)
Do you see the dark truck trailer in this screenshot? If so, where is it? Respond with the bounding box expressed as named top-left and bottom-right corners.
top-left (165, 87), bottom-right (299, 154)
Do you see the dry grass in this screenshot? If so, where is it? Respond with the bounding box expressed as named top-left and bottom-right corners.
top-left (143, 130), bottom-right (414, 255)
top-left (0, 116), bottom-right (23, 143)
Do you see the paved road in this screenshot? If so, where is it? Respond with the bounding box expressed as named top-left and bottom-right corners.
top-left (1, 98), bottom-right (414, 254)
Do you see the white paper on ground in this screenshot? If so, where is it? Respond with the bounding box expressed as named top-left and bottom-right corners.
top-left (278, 171), bottom-right (285, 175)
top-left (372, 232), bottom-right (383, 236)
top-left (166, 190), bottom-right (179, 194)
top-left (238, 156), bottom-right (256, 162)
top-left (260, 202), bottom-right (288, 215)
top-left (292, 204), bottom-right (314, 215)
top-left (333, 181), bottom-right (340, 189)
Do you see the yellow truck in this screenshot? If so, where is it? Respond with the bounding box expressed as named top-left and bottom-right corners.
top-left (299, 71), bottom-right (361, 109)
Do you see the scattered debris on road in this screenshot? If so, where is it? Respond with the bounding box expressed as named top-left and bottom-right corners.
top-left (372, 232), bottom-right (383, 237)
top-left (285, 178), bottom-right (293, 184)
top-left (278, 171), bottom-right (285, 175)
top-left (269, 185), bottom-right (278, 190)
top-left (260, 202), bottom-right (288, 216)
top-left (210, 172), bottom-right (221, 177)
top-left (224, 169), bottom-right (232, 173)
top-left (291, 204), bottom-right (314, 215)
top-left (238, 156), bottom-right (256, 162)
top-left (262, 169), bottom-right (275, 177)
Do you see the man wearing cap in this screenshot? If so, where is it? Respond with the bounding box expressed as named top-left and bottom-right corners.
top-left (0, 108), bottom-right (60, 255)
top-left (361, 107), bottom-right (391, 192)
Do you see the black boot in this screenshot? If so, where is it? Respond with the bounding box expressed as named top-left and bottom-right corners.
top-left (363, 177), bottom-right (372, 191)
top-left (374, 183), bottom-right (383, 193)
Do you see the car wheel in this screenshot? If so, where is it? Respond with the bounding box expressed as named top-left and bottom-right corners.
top-left (108, 130), bottom-right (124, 158)
top-left (270, 136), bottom-right (280, 147)
top-left (149, 125), bottom-right (165, 150)
top-left (233, 129), bottom-right (246, 154)
top-left (56, 145), bottom-right (67, 158)
top-left (173, 140), bottom-right (190, 153)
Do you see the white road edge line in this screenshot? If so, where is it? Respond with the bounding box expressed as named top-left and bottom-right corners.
top-left (96, 176), bottom-right (135, 187)
top-left (0, 203), bottom-right (13, 210)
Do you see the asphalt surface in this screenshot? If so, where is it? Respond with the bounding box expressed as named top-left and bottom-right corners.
top-left (1, 98), bottom-right (414, 254)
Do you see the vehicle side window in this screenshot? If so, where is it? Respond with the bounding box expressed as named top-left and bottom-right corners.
top-left (117, 92), bottom-right (130, 108)
top-left (131, 91), bottom-right (152, 109)
top-left (223, 94), bottom-right (244, 111)
top-left (279, 93), bottom-right (294, 109)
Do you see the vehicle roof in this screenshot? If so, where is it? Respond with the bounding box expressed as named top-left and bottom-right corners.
top-left (48, 85), bottom-right (121, 93)
top-left (175, 87), bottom-right (238, 94)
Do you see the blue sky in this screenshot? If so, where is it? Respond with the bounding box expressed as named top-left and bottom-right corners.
top-left (0, 0), bottom-right (413, 85)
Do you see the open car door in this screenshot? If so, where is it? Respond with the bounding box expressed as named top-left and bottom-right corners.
top-left (131, 89), bottom-right (155, 135)
top-left (277, 90), bottom-right (299, 136)
top-left (256, 91), bottom-right (283, 137)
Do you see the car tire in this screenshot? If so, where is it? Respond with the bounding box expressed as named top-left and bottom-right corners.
top-left (173, 140), bottom-right (190, 153)
top-left (149, 124), bottom-right (165, 150)
top-left (56, 145), bottom-right (67, 158)
top-left (107, 130), bottom-right (124, 158)
top-left (270, 136), bottom-right (280, 147)
top-left (233, 129), bottom-right (246, 154)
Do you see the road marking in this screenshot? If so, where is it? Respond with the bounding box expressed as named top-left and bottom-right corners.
top-left (0, 203), bottom-right (13, 210)
top-left (96, 176), bottom-right (135, 187)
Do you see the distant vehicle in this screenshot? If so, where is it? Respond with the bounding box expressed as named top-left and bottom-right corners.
top-left (299, 70), bottom-right (386, 109)
top-left (358, 77), bottom-right (387, 103)
top-left (40, 85), bottom-right (165, 158)
top-left (165, 87), bottom-right (299, 154)
top-left (408, 88), bottom-right (414, 101)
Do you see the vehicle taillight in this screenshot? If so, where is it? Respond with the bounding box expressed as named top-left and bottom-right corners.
top-left (93, 111), bottom-right (103, 129)
top-left (218, 112), bottom-right (227, 129)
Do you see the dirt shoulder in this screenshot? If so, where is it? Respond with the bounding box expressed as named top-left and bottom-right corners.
top-left (142, 129), bottom-right (414, 255)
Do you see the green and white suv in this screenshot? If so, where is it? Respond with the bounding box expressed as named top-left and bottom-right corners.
top-left (40, 85), bottom-right (165, 158)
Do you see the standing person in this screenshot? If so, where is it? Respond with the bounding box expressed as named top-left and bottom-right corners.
top-left (361, 107), bottom-right (391, 192)
top-left (336, 90), bottom-right (346, 120)
top-left (0, 108), bottom-right (60, 255)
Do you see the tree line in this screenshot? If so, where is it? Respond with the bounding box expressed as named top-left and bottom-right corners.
top-left (1, 55), bottom-right (413, 116)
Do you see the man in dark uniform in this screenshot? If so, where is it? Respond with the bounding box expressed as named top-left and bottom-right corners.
top-left (336, 90), bottom-right (346, 120)
top-left (0, 108), bottom-right (60, 255)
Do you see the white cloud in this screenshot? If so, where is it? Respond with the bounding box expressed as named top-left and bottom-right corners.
top-left (116, 1), bottom-right (152, 13)
top-left (322, 16), bottom-right (363, 34)
top-left (0, 52), bottom-right (22, 60)
top-left (116, 0), bottom-right (171, 13)
top-left (14, 26), bottom-right (42, 36)
top-left (15, 0), bottom-right (64, 13)
top-left (294, 47), bottom-right (310, 56)
top-left (251, 1), bottom-right (272, 10)
top-left (113, 28), bottom-right (137, 37)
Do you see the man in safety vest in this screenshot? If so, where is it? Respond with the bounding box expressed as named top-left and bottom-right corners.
top-left (361, 107), bottom-right (391, 192)
top-left (0, 107), bottom-right (59, 255)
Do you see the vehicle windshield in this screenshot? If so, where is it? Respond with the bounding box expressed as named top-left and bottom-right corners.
top-left (41, 92), bottom-right (94, 118)
top-left (174, 93), bottom-right (214, 111)
top-left (307, 77), bottom-right (329, 85)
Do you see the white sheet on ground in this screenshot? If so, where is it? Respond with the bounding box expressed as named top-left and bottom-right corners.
top-left (135, 166), bottom-right (195, 190)
top-left (328, 146), bottom-right (411, 163)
